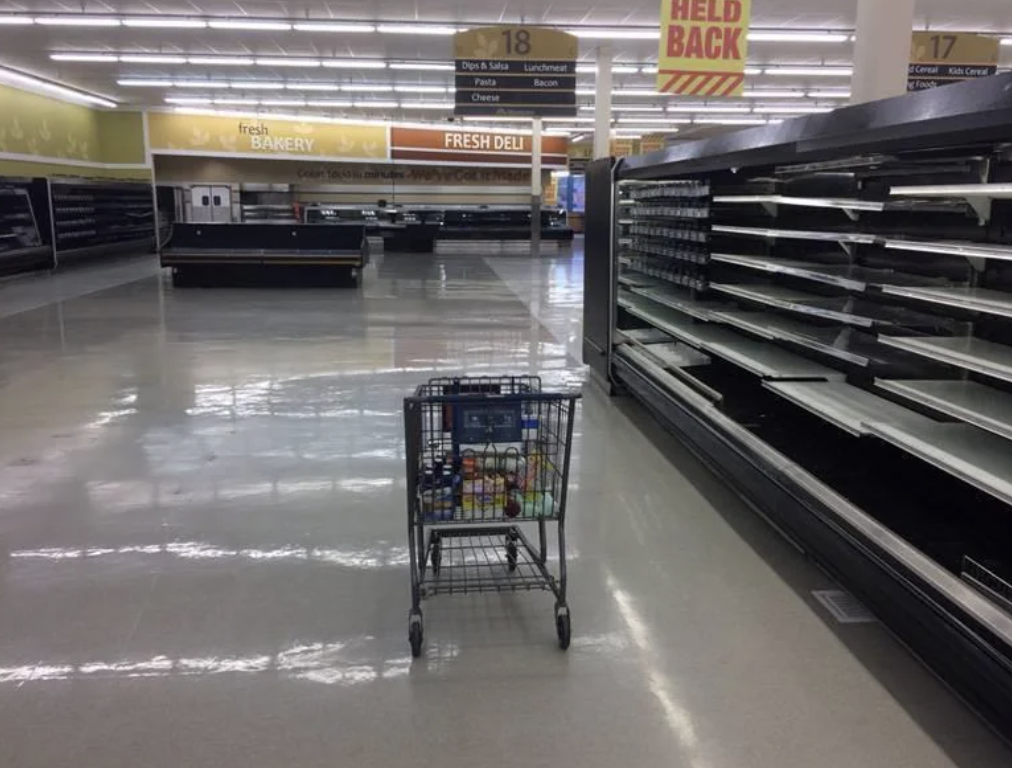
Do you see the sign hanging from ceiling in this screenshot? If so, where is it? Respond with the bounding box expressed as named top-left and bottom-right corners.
top-left (656, 0), bottom-right (752, 96)
top-left (907, 32), bottom-right (999, 92)
top-left (453, 26), bottom-right (578, 117)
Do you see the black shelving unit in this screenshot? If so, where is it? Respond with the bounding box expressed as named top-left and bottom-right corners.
top-left (585, 73), bottom-right (1012, 739)
top-left (50, 178), bottom-right (156, 263)
top-left (0, 181), bottom-right (51, 276)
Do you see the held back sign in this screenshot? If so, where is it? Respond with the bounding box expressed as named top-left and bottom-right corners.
top-left (657, 0), bottom-right (752, 96)
top-left (908, 32), bottom-right (999, 92)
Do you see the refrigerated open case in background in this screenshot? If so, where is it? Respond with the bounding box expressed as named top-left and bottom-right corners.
top-left (583, 73), bottom-right (1012, 739)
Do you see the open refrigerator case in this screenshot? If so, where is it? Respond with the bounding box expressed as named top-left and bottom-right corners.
top-left (584, 74), bottom-right (1012, 738)
top-left (0, 179), bottom-right (51, 276)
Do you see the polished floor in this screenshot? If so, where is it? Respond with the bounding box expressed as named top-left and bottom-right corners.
top-left (0, 248), bottom-right (1008, 767)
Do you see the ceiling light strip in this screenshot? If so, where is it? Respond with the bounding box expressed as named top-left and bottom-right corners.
top-left (0, 65), bottom-right (116, 108)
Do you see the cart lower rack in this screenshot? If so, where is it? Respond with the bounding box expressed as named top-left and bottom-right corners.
top-left (403, 376), bottom-right (580, 657)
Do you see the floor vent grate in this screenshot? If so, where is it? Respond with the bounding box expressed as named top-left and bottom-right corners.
top-left (812, 589), bottom-right (877, 624)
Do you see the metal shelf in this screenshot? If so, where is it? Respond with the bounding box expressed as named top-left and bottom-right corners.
top-left (884, 239), bottom-right (1012, 264)
top-left (712, 224), bottom-right (878, 246)
top-left (620, 295), bottom-right (740, 349)
top-left (701, 336), bottom-right (844, 381)
top-left (629, 284), bottom-right (716, 321)
top-left (876, 379), bottom-right (1012, 443)
top-left (881, 286), bottom-right (1012, 319)
top-left (878, 335), bottom-right (1012, 384)
top-left (711, 252), bottom-right (942, 292)
top-left (713, 195), bottom-right (884, 220)
top-left (615, 344), bottom-right (723, 406)
top-left (711, 309), bottom-right (872, 365)
top-left (866, 421), bottom-right (1012, 507)
top-left (889, 183), bottom-right (1012, 223)
top-left (764, 381), bottom-right (931, 437)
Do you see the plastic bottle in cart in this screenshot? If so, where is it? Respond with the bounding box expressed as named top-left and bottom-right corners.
top-left (522, 410), bottom-right (539, 442)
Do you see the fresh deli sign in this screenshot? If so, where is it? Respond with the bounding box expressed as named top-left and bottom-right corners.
top-left (657, 0), bottom-right (752, 96)
top-left (391, 127), bottom-right (569, 167)
top-left (239, 121), bottom-right (316, 153)
top-left (453, 26), bottom-right (578, 117)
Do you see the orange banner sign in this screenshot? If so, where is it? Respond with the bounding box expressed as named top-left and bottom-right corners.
top-left (657, 0), bottom-right (752, 97)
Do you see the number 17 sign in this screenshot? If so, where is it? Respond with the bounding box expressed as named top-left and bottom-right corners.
top-left (656, 0), bottom-right (752, 97)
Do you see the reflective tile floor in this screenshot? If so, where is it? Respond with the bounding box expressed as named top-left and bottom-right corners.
top-left (0, 248), bottom-right (1008, 768)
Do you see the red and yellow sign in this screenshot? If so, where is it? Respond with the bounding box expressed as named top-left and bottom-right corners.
top-left (657, 0), bottom-right (752, 96)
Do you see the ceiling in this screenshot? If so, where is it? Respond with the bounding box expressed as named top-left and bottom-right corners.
top-left (0, 1), bottom-right (1010, 141)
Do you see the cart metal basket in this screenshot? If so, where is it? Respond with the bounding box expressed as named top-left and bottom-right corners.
top-left (403, 375), bottom-right (580, 657)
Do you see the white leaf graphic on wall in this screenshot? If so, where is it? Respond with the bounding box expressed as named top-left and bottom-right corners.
top-left (10, 118), bottom-right (23, 141)
top-left (0, 128), bottom-right (7, 151)
top-left (79, 140), bottom-right (89, 159)
top-left (292, 123), bottom-right (314, 135)
top-left (26, 137), bottom-right (38, 155)
top-left (66, 134), bottom-right (78, 156)
top-left (38, 120), bottom-right (52, 142)
top-left (338, 135), bottom-right (357, 153)
top-left (219, 134), bottom-right (237, 151)
top-left (189, 127), bottom-right (211, 147)
top-left (362, 140), bottom-right (379, 157)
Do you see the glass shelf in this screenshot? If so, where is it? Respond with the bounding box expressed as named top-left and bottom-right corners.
top-left (713, 195), bottom-right (884, 216)
top-left (712, 224), bottom-right (878, 245)
top-left (878, 335), bottom-right (1012, 385)
top-left (881, 286), bottom-right (1012, 319)
top-left (620, 294), bottom-right (741, 349)
top-left (884, 239), bottom-right (1012, 263)
top-left (876, 379), bottom-right (1012, 443)
top-left (629, 284), bottom-right (717, 321)
top-left (764, 380), bottom-right (931, 436)
top-left (701, 336), bottom-right (844, 381)
top-left (711, 252), bottom-right (944, 292)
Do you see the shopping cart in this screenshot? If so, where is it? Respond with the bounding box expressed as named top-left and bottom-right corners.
top-left (403, 376), bottom-right (580, 658)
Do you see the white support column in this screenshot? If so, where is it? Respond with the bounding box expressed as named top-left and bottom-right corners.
top-left (531, 116), bottom-right (543, 255)
top-left (851, 0), bottom-right (916, 104)
top-left (593, 44), bottom-right (613, 159)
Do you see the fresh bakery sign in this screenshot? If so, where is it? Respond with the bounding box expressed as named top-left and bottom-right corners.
top-left (239, 120), bottom-right (316, 152)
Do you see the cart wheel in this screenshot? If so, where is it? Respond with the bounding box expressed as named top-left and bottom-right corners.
top-left (555, 605), bottom-right (571, 651)
top-left (409, 612), bottom-right (424, 658)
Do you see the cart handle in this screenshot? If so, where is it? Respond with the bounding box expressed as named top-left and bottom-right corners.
top-left (405, 392), bottom-right (581, 405)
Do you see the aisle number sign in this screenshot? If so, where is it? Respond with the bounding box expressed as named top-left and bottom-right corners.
top-left (657, 0), bottom-right (752, 96)
top-left (454, 26), bottom-right (578, 117)
top-left (908, 32), bottom-right (999, 92)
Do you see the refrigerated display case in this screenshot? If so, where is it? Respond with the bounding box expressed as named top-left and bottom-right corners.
top-left (0, 182), bottom-right (51, 276)
top-left (584, 73), bottom-right (1012, 739)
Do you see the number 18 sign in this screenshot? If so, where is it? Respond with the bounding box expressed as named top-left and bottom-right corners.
top-left (656, 0), bottom-right (753, 97)
top-left (453, 26), bottom-right (578, 117)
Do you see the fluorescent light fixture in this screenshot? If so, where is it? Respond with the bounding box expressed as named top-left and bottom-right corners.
top-left (175, 80), bottom-right (230, 89)
top-left (400, 102), bottom-right (454, 109)
top-left (259, 99), bottom-right (306, 106)
top-left (306, 99), bottom-right (354, 107)
top-left (377, 24), bottom-right (458, 35)
top-left (745, 67), bottom-right (763, 75)
top-left (0, 16), bottom-right (34, 25)
top-left (214, 98), bottom-right (260, 105)
top-left (462, 116), bottom-right (531, 122)
top-left (748, 31), bottom-right (849, 43)
top-left (766, 66), bottom-right (853, 77)
top-left (808, 89), bottom-right (851, 99)
top-left (51, 53), bottom-right (119, 63)
top-left (668, 106), bottom-right (751, 114)
top-left (188, 57), bottom-right (255, 66)
top-left (230, 81), bottom-right (285, 90)
top-left (208, 20), bottom-right (292, 31)
top-left (35, 15), bottom-right (120, 27)
top-left (123, 17), bottom-right (207, 28)
top-left (544, 117), bottom-right (596, 123)
top-left (118, 79), bottom-right (171, 87)
top-left (286, 83), bottom-right (341, 91)
top-left (618, 127), bottom-right (680, 133)
top-left (390, 62), bottom-right (455, 71)
top-left (694, 117), bottom-right (768, 125)
top-left (341, 84), bottom-right (393, 92)
top-left (754, 105), bottom-right (833, 114)
top-left (394, 85), bottom-right (447, 93)
top-left (256, 58), bottom-right (321, 68)
top-left (353, 100), bottom-right (399, 108)
top-left (322, 59), bottom-right (387, 69)
top-left (576, 64), bottom-right (640, 74)
top-left (576, 88), bottom-right (596, 96)
top-left (1002, 38), bottom-right (1012, 47)
top-left (293, 22), bottom-right (376, 33)
top-left (568, 28), bottom-right (658, 39)
top-left (742, 89), bottom-right (805, 98)
top-left (0, 66), bottom-right (116, 108)
top-left (618, 117), bottom-right (689, 124)
top-left (616, 106), bottom-right (665, 112)
top-left (613, 89), bottom-right (663, 96)
top-left (121, 55), bottom-right (188, 64)
top-left (165, 97), bottom-right (213, 105)
top-left (640, 66), bottom-right (659, 74)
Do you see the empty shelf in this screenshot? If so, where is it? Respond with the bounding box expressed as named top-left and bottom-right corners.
top-left (619, 271), bottom-right (663, 289)
top-left (700, 336), bottom-right (844, 381)
top-left (878, 336), bottom-right (1012, 385)
top-left (890, 183), bottom-right (1012, 198)
top-left (764, 381), bottom-right (931, 436)
top-left (630, 285), bottom-right (715, 321)
top-left (712, 225), bottom-right (878, 245)
top-left (885, 239), bottom-right (1012, 263)
top-left (711, 252), bottom-right (943, 292)
top-left (881, 286), bottom-right (1012, 319)
top-left (714, 195), bottom-right (884, 214)
top-left (639, 341), bottom-right (712, 369)
top-left (866, 421), bottom-right (1012, 507)
top-left (619, 328), bottom-right (673, 344)
top-left (621, 295), bottom-right (741, 349)
top-left (876, 379), bottom-right (1012, 443)
top-left (616, 344), bottom-right (722, 406)
top-left (712, 309), bottom-right (871, 365)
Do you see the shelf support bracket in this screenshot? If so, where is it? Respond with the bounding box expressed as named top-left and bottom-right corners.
top-left (965, 196), bottom-right (992, 226)
top-left (842, 207), bottom-right (861, 222)
top-left (840, 242), bottom-right (857, 258)
top-left (760, 202), bottom-right (778, 217)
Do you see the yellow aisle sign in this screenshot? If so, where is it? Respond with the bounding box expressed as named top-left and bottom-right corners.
top-left (657, 0), bottom-right (752, 96)
top-left (908, 32), bottom-right (999, 92)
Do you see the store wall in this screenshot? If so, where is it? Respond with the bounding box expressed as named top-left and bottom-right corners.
top-left (153, 155), bottom-right (548, 206)
top-left (0, 83), bottom-right (149, 179)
